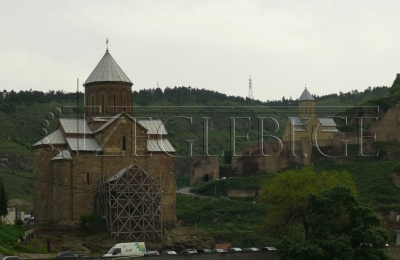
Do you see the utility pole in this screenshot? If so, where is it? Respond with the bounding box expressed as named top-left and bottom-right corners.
top-left (248, 75), bottom-right (253, 100)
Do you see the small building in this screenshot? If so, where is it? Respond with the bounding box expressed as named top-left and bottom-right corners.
top-left (1, 207), bottom-right (24, 225)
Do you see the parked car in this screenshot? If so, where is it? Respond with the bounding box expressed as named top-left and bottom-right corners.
top-left (161, 250), bottom-right (177, 255)
top-left (226, 247), bottom-right (243, 252)
top-left (260, 246), bottom-right (277, 251)
top-left (144, 251), bottom-right (159, 256)
top-left (210, 249), bottom-right (224, 253)
top-left (55, 251), bottom-right (83, 259)
top-left (2, 257), bottom-right (22, 260)
top-left (179, 249), bottom-right (198, 254)
top-left (243, 247), bottom-right (259, 251)
top-left (197, 249), bottom-right (211, 253)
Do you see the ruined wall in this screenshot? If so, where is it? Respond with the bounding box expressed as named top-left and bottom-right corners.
top-left (191, 157), bottom-right (219, 186)
top-left (369, 105), bottom-right (400, 142)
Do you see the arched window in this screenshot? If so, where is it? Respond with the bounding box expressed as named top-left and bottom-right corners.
top-left (122, 136), bottom-right (126, 151)
top-left (87, 172), bottom-right (90, 185)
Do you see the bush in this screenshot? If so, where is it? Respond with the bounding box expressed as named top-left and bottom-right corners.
top-left (392, 162), bottom-right (400, 173)
top-left (79, 212), bottom-right (102, 227)
top-left (15, 219), bottom-right (23, 226)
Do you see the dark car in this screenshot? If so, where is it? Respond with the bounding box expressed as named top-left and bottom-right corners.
top-left (55, 251), bottom-right (83, 259)
top-left (2, 257), bottom-right (22, 260)
top-left (144, 251), bottom-right (159, 256)
top-left (161, 250), bottom-right (177, 255)
top-left (179, 249), bottom-right (198, 254)
top-left (260, 246), bottom-right (277, 251)
top-left (226, 247), bottom-right (243, 252)
top-left (197, 249), bottom-right (211, 253)
top-left (210, 249), bottom-right (224, 253)
top-left (243, 247), bottom-right (259, 251)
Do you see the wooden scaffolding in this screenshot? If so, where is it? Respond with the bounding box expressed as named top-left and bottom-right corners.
top-left (99, 164), bottom-right (163, 241)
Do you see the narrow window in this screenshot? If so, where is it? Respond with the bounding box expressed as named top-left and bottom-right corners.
top-left (113, 95), bottom-right (116, 112)
top-left (123, 96), bottom-right (126, 111)
top-left (122, 136), bottom-right (126, 151)
top-left (91, 96), bottom-right (94, 113)
top-left (87, 172), bottom-right (90, 185)
top-left (102, 95), bottom-right (104, 113)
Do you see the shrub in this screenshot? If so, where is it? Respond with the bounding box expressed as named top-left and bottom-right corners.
top-left (79, 212), bottom-right (102, 227)
top-left (392, 162), bottom-right (400, 173)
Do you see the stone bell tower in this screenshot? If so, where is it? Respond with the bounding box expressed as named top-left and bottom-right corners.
top-left (83, 45), bottom-right (133, 120)
top-left (298, 87), bottom-right (315, 118)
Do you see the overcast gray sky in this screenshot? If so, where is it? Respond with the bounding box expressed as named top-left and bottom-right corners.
top-left (1, 0), bottom-right (400, 101)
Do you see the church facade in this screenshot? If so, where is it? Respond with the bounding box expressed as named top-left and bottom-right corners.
top-left (32, 49), bottom-right (176, 239)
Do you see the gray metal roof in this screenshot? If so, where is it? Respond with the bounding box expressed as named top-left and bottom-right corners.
top-left (66, 137), bottom-right (102, 151)
top-left (138, 119), bottom-right (168, 135)
top-left (318, 118), bottom-right (337, 127)
top-left (106, 164), bottom-right (147, 183)
top-left (299, 88), bottom-right (315, 101)
top-left (51, 150), bottom-right (73, 160)
top-left (33, 129), bottom-right (67, 147)
top-left (84, 51), bottom-right (132, 85)
top-left (147, 139), bottom-right (175, 152)
top-left (288, 117), bottom-right (304, 126)
top-left (106, 164), bottom-right (133, 183)
top-left (93, 113), bottom-right (122, 134)
top-left (59, 118), bottom-right (93, 134)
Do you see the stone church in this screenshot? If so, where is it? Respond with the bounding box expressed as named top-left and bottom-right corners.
top-left (32, 48), bottom-right (176, 240)
top-left (282, 88), bottom-right (338, 142)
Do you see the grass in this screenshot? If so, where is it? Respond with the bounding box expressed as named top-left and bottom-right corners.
top-left (313, 160), bottom-right (400, 209)
top-left (0, 224), bottom-right (38, 255)
top-left (176, 194), bottom-right (276, 248)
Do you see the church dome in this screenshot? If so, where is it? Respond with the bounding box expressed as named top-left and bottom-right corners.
top-left (84, 50), bottom-right (132, 85)
top-left (298, 88), bottom-right (315, 101)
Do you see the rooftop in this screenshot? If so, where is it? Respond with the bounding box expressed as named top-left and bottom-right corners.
top-left (84, 50), bottom-right (132, 85)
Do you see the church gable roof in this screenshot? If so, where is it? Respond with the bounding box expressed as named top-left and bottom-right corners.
top-left (59, 118), bottom-right (93, 134)
top-left (287, 116), bottom-right (338, 132)
top-left (84, 51), bottom-right (132, 85)
top-left (138, 119), bottom-right (168, 135)
top-left (318, 118), bottom-right (337, 127)
top-left (66, 137), bottom-right (102, 151)
top-left (32, 129), bottom-right (67, 147)
top-left (147, 139), bottom-right (175, 152)
top-left (299, 88), bottom-right (315, 101)
top-left (93, 113), bottom-right (123, 134)
top-left (106, 164), bottom-right (148, 183)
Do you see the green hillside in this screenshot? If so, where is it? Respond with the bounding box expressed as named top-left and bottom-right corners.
top-left (0, 85), bottom-right (392, 200)
top-left (180, 159), bottom-right (400, 246)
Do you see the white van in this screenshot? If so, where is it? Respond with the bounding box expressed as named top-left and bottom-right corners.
top-left (103, 242), bottom-right (146, 258)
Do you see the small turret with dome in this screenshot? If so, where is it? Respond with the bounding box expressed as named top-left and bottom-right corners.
top-left (298, 87), bottom-right (315, 118)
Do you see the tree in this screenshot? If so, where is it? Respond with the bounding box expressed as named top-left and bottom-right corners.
top-left (222, 150), bottom-right (232, 164)
top-left (259, 166), bottom-right (357, 239)
top-left (0, 182), bottom-right (8, 217)
top-left (277, 186), bottom-right (392, 260)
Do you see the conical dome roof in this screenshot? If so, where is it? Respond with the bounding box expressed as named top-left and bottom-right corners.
top-left (299, 88), bottom-right (315, 101)
top-left (84, 50), bottom-right (132, 85)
